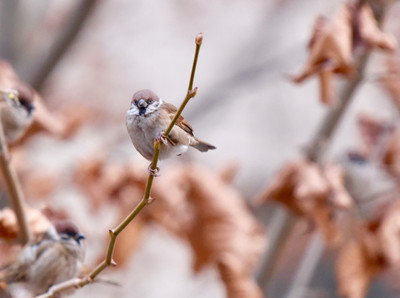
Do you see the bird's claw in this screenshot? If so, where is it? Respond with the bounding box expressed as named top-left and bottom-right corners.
top-left (155, 133), bottom-right (168, 145)
top-left (148, 164), bottom-right (160, 177)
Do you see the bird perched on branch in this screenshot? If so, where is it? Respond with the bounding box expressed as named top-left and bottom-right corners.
top-left (0, 221), bottom-right (85, 297)
top-left (126, 89), bottom-right (216, 162)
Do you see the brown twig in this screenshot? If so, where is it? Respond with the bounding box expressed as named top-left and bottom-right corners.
top-left (36, 32), bottom-right (203, 298)
top-left (0, 117), bottom-right (30, 244)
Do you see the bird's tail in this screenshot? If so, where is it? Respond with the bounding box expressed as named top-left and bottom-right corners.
top-left (191, 138), bottom-right (216, 152)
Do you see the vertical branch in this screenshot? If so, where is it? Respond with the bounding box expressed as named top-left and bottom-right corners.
top-left (0, 119), bottom-right (30, 244)
top-left (306, 51), bottom-right (370, 164)
top-left (256, 208), bottom-right (296, 287)
top-left (284, 233), bottom-right (324, 298)
top-left (37, 32), bottom-right (204, 298)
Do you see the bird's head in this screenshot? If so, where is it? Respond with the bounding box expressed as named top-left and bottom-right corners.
top-left (129, 89), bottom-right (162, 116)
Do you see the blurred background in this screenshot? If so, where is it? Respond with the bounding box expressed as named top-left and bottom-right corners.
top-left (1, 0), bottom-right (400, 297)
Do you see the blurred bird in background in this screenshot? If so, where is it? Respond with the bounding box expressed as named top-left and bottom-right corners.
top-left (0, 221), bottom-right (85, 297)
top-left (0, 88), bottom-right (34, 144)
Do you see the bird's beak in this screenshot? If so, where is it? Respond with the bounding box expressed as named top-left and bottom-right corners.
top-left (75, 234), bottom-right (85, 244)
top-left (137, 99), bottom-right (147, 109)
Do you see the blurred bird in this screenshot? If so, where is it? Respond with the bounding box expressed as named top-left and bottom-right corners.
top-left (0, 221), bottom-right (85, 297)
top-left (0, 88), bottom-right (34, 143)
top-left (126, 89), bottom-right (216, 164)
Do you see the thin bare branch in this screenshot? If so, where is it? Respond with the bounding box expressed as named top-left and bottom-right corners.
top-left (37, 32), bottom-right (203, 298)
top-left (0, 119), bottom-right (30, 244)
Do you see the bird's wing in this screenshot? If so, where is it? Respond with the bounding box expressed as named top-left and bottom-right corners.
top-left (0, 235), bottom-right (55, 283)
top-left (162, 102), bottom-right (194, 136)
top-left (0, 260), bottom-right (30, 283)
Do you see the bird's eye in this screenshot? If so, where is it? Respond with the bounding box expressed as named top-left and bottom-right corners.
top-left (148, 99), bottom-right (153, 104)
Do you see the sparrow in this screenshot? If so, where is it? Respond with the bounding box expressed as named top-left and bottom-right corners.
top-left (126, 89), bottom-right (216, 162)
top-left (0, 88), bottom-right (34, 143)
top-left (0, 221), bottom-right (85, 296)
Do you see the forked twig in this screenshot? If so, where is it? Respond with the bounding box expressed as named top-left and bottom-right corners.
top-left (37, 32), bottom-right (203, 298)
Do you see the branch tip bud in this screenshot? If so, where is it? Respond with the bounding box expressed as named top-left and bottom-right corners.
top-left (195, 33), bottom-right (203, 45)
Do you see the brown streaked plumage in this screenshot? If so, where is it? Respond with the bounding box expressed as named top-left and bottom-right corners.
top-left (126, 89), bottom-right (216, 161)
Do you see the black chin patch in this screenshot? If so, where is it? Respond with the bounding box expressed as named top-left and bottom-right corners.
top-left (139, 108), bottom-right (146, 116)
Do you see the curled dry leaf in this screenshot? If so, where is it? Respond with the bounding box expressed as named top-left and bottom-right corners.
top-left (336, 198), bottom-right (400, 298)
top-left (336, 234), bottom-right (385, 298)
top-left (217, 256), bottom-right (263, 298)
top-left (292, 2), bottom-right (396, 106)
top-left (358, 3), bottom-right (397, 51)
top-left (257, 159), bottom-right (353, 244)
top-left (185, 164), bottom-right (266, 298)
top-left (0, 207), bottom-right (51, 241)
top-left (291, 4), bottom-right (354, 106)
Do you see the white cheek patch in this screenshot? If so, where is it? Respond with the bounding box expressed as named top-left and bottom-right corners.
top-left (127, 104), bottom-right (139, 116)
top-left (145, 98), bottom-right (163, 114)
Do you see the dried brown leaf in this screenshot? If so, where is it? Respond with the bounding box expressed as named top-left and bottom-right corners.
top-left (150, 166), bottom-right (194, 237)
top-left (324, 162), bottom-right (353, 210)
top-left (358, 4), bottom-right (397, 51)
top-left (292, 2), bottom-right (396, 106)
top-left (257, 159), bottom-right (343, 244)
top-left (291, 3), bottom-right (354, 106)
top-left (0, 207), bottom-right (51, 241)
top-left (218, 256), bottom-right (263, 298)
top-left (336, 237), bottom-right (384, 298)
top-left (186, 165), bottom-right (266, 296)
top-left (150, 164), bottom-right (265, 296)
